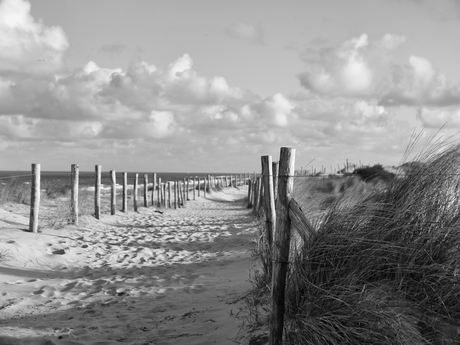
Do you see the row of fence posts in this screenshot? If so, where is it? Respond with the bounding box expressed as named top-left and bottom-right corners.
top-left (28, 164), bottom-right (251, 233)
top-left (246, 147), bottom-right (315, 345)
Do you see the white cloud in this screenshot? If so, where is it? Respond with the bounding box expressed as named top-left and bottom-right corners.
top-left (0, 0), bottom-right (68, 74)
top-left (225, 22), bottom-right (265, 45)
top-left (416, 106), bottom-right (460, 128)
top-left (298, 34), bottom-right (460, 107)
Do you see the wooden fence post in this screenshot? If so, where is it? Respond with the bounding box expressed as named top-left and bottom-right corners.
top-left (253, 177), bottom-right (260, 214)
top-left (198, 177), bottom-right (201, 197)
top-left (110, 170), bottom-right (116, 215)
top-left (133, 173), bottom-right (138, 212)
top-left (262, 156), bottom-right (276, 252)
top-left (193, 178), bottom-right (196, 200)
top-left (143, 174), bottom-right (148, 207)
top-left (168, 182), bottom-right (172, 208)
top-left (272, 161), bottom-right (279, 201)
top-left (270, 147), bottom-right (295, 345)
top-left (163, 183), bottom-right (167, 207)
top-left (29, 163), bottom-right (40, 233)
top-left (247, 179), bottom-right (253, 208)
top-left (204, 177), bottom-right (207, 198)
top-left (187, 178), bottom-right (190, 201)
top-left (122, 172), bottom-right (128, 212)
top-left (152, 173), bottom-right (157, 206)
top-left (174, 181), bottom-right (178, 209)
top-left (157, 177), bottom-right (162, 207)
top-left (95, 165), bottom-right (101, 219)
top-left (71, 164), bottom-right (79, 225)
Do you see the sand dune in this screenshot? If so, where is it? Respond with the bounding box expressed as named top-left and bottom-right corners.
top-left (0, 187), bottom-right (257, 345)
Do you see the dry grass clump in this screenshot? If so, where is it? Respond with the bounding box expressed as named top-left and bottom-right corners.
top-left (245, 144), bottom-right (460, 344)
top-left (0, 179), bottom-right (30, 205)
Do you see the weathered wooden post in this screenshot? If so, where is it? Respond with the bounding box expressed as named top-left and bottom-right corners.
top-left (178, 181), bottom-right (183, 206)
top-left (204, 177), bottom-right (207, 198)
top-left (95, 165), bottom-right (101, 219)
top-left (193, 178), bottom-right (196, 200)
top-left (29, 163), bottom-right (40, 233)
top-left (253, 177), bottom-right (260, 214)
top-left (168, 182), bottom-right (172, 208)
top-left (198, 177), bottom-right (201, 197)
top-left (247, 179), bottom-right (253, 208)
top-left (110, 170), bottom-right (116, 215)
top-left (143, 174), bottom-right (148, 207)
top-left (157, 177), bottom-right (162, 207)
top-left (272, 161), bottom-right (279, 201)
top-left (152, 173), bottom-right (157, 206)
top-left (187, 178), bottom-right (190, 200)
top-left (71, 164), bottom-right (79, 225)
top-left (174, 181), bottom-right (178, 209)
top-left (133, 173), bottom-right (139, 212)
top-left (258, 178), bottom-right (265, 214)
top-left (122, 172), bottom-right (128, 212)
top-left (270, 147), bottom-right (295, 345)
top-left (262, 156), bottom-right (276, 251)
top-left (163, 183), bottom-right (167, 207)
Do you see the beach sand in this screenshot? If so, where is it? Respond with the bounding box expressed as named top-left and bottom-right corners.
top-left (0, 186), bottom-right (258, 345)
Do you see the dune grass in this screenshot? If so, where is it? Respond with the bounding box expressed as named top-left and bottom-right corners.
top-left (245, 144), bottom-right (460, 344)
top-left (0, 179), bottom-right (30, 205)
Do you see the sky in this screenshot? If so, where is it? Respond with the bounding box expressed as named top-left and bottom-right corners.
top-left (1, 0), bottom-right (460, 173)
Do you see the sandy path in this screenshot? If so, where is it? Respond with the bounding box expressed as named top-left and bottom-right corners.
top-left (0, 187), bottom-right (258, 345)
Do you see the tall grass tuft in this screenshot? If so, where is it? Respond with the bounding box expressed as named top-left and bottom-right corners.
top-left (246, 143), bottom-right (460, 344)
top-left (0, 179), bottom-right (30, 205)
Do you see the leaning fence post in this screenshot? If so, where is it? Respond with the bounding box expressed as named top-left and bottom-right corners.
top-left (122, 172), bottom-right (128, 212)
top-left (95, 165), bottom-right (101, 219)
top-left (133, 173), bottom-right (138, 212)
top-left (29, 163), bottom-right (40, 233)
top-left (110, 170), bottom-right (116, 215)
top-left (71, 164), bottom-right (79, 225)
top-left (270, 147), bottom-right (295, 345)
top-left (262, 156), bottom-right (276, 252)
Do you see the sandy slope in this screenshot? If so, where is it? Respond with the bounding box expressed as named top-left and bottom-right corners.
top-left (0, 187), bottom-right (258, 345)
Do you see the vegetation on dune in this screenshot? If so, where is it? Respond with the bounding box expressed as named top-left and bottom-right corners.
top-left (0, 179), bottom-right (30, 205)
top-left (244, 144), bottom-right (460, 344)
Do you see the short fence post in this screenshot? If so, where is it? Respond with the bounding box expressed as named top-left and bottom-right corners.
top-left (168, 182), bottom-right (172, 208)
top-left (95, 165), bottom-right (101, 219)
top-left (157, 177), bottom-right (162, 207)
top-left (262, 156), bottom-right (276, 252)
top-left (29, 163), bottom-right (40, 233)
top-left (122, 172), bottom-right (128, 212)
top-left (110, 170), bottom-right (116, 215)
top-left (163, 183), bottom-right (167, 207)
top-left (193, 178), bottom-right (196, 200)
top-left (71, 164), bottom-right (79, 225)
top-left (270, 147), bottom-right (295, 345)
top-left (178, 182), bottom-right (182, 206)
top-left (152, 173), bottom-right (157, 206)
top-left (204, 177), bottom-right (207, 198)
top-left (133, 173), bottom-right (138, 212)
top-left (253, 177), bottom-right (260, 214)
top-left (198, 177), bottom-right (201, 197)
top-left (186, 178), bottom-right (190, 200)
top-left (143, 174), bottom-right (148, 207)
top-left (174, 181), bottom-right (178, 209)
top-left (247, 179), bottom-right (253, 208)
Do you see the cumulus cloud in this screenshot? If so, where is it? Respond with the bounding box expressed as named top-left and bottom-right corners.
top-left (0, 0), bottom-right (68, 74)
top-left (225, 22), bottom-right (265, 45)
top-left (298, 34), bottom-right (460, 107)
top-left (416, 106), bottom-right (460, 128)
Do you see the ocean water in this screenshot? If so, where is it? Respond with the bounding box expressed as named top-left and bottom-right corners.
top-left (0, 171), bottom-right (246, 190)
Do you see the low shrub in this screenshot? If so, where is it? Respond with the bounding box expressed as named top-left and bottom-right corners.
top-left (354, 164), bottom-right (395, 182)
